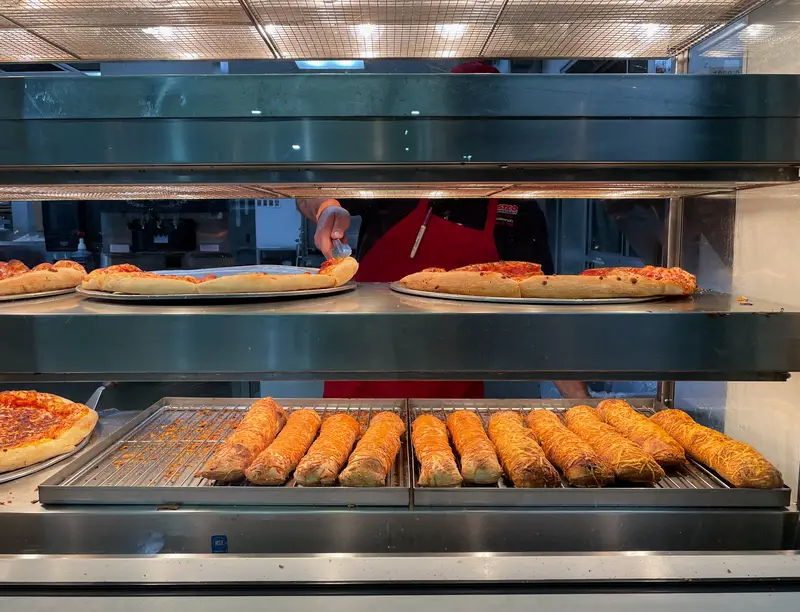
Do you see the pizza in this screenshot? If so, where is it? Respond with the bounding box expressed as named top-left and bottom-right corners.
top-left (581, 266), bottom-right (697, 296)
top-left (399, 262), bottom-right (697, 299)
top-left (0, 390), bottom-right (98, 473)
top-left (0, 259), bottom-right (86, 296)
top-left (81, 257), bottom-right (358, 295)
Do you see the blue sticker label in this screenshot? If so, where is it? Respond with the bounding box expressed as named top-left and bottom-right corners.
top-left (211, 535), bottom-right (228, 553)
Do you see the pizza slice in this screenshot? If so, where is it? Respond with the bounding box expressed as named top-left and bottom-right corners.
top-left (0, 259), bottom-right (86, 296)
top-left (581, 266), bottom-right (697, 295)
top-left (0, 390), bottom-right (98, 473)
top-left (83, 257), bottom-right (359, 295)
top-left (399, 260), bottom-right (542, 298)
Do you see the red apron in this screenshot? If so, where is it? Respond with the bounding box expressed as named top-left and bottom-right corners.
top-left (324, 199), bottom-right (500, 399)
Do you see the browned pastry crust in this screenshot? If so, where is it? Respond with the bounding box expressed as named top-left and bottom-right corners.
top-left (294, 413), bottom-right (361, 486)
top-left (487, 411), bottom-right (561, 488)
top-left (339, 412), bottom-right (406, 487)
top-left (651, 409), bottom-right (783, 489)
top-left (446, 410), bottom-right (502, 484)
top-left (197, 397), bottom-right (286, 482)
top-left (245, 409), bottom-right (322, 485)
top-left (565, 405), bottom-right (664, 483)
top-left (411, 414), bottom-right (463, 488)
top-left (525, 410), bottom-right (614, 487)
top-left (597, 399), bottom-right (686, 467)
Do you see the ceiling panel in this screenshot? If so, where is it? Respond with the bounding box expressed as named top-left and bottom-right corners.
top-left (30, 25), bottom-right (274, 59)
top-left (0, 28), bottom-right (74, 61)
top-left (250, 0), bottom-right (503, 25)
top-left (267, 23), bottom-right (491, 58)
top-left (492, 0), bottom-right (763, 56)
top-left (483, 22), bottom-right (705, 58)
top-left (0, 1), bottom-right (251, 27)
top-left (0, 0), bottom-right (767, 60)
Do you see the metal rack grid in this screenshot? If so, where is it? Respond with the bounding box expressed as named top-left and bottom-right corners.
top-left (0, 26), bottom-right (74, 61)
top-left (0, 0), bottom-right (252, 27)
top-left (0, 183), bottom-right (768, 202)
top-left (0, 184), bottom-right (282, 201)
top-left (265, 23), bottom-right (492, 58)
top-left (29, 24), bottom-right (274, 60)
top-left (0, 0), bottom-right (769, 60)
top-left (409, 398), bottom-right (791, 508)
top-left (39, 397), bottom-right (411, 507)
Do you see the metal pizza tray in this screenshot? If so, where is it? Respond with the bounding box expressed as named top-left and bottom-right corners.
top-left (0, 385), bottom-right (105, 485)
top-left (389, 282), bottom-right (666, 305)
top-left (0, 287), bottom-right (75, 302)
top-left (40, 397), bottom-right (411, 507)
top-left (76, 282), bottom-right (356, 302)
top-left (409, 399), bottom-right (791, 508)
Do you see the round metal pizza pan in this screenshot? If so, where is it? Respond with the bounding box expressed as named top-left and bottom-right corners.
top-left (389, 282), bottom-right (666, 305)
top-left (76, 282), bottom-right (357, 302)
top-left (0, 430), bottom-right (92, 485)
top-left (0, 287), bottom-right (76, 302)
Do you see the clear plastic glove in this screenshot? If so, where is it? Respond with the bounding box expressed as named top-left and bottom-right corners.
top-left (315, 204), bottom-right (351, 259)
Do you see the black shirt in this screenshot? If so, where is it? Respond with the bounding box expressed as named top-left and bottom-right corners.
top-left (341, 199), bottom-right (554, 275)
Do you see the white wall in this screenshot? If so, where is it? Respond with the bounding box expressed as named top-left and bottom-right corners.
top-left (726, 0), bottom-right (800, 496)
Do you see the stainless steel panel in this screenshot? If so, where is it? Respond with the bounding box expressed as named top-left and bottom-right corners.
top-left (408, 399), bottom-right (791, 508)
top-left (2, 552), bottom-right (800, 584)
top-left (6, 594), bottom-right (800, 612)
top-left (0, 285), bottom-right (797, 381)
top-left (5, 75), bottom-right (798, 120)
top-left (3, 117), bottom-right (798, 170)
top-left (40, 397), bottom-right (411, 507)
top-left (0, 75), bottom-right (798, 192)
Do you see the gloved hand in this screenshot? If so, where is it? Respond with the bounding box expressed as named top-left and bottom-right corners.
top-left (315, 202), bottom-right (351, 259)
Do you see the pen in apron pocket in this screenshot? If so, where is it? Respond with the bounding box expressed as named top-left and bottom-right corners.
top-left (409, 206), bottom-right (433, 259)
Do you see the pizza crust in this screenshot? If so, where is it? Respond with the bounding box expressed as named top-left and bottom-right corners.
top-left (197, 273), bottom-right (336, 294)
top-left (319, 257), bottom-right (359, 287)
top-left (519, 274), bottom-right (667, 298)
top-left (0, 407), bottom-right (98, 473)
top-left (0, 268), bottom-right (84, 296)
top-left (101, 275), bottom-right (202, 295)
top-left (399, 271), bottom-right (521, 298)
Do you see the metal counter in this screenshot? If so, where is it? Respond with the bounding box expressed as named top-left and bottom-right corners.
top-left (0, 285), bottom-right (797, 381)
top-left (0, 410), bottom-right (796, 555)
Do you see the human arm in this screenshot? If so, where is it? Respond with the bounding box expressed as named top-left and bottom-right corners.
top-left (554, 381), bottom-right (591, 399)
top-left (296, 198), bottom-right (352, 259)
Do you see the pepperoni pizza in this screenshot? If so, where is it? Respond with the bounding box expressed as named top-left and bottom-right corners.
top-left (81, 257), bottom-right (358, 295)
top-left (0, 391), bottom-right (98, 473)
top-left (399, 262), bottom-right (697, 299)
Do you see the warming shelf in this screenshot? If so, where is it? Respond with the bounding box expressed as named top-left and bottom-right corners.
top-left (0, 284), bottom-right (797, 382)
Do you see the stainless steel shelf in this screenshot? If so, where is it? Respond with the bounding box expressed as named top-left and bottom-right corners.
top-left (0, 285), bottom-right (797, 381)
top-left (0, 74), bottom-right (798, 199)
top-left (0, 410), bottom-right (795, 555)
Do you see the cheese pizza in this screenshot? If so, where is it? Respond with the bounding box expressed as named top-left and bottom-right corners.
top-left (0, 259), bottom-right (86, 296)
top-left (399, 262), bottom-right (697, 299)
top-left (0, 391), bottom-right (98, 473)
top-left (81, 257), bottom-right (358, 295)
